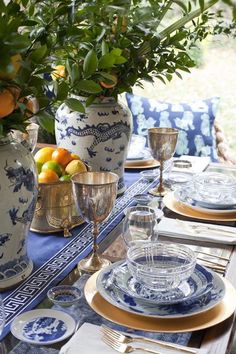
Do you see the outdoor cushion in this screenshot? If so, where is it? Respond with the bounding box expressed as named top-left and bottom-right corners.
top-left (125, 93), bottom-right (220, 161)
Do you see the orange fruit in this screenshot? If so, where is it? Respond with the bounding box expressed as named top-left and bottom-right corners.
top-left (38, 169), bottom-right (59, 183)
top-left (0, 54), bottom-right (22, 80)
top-left (34, 147), bottom-right (56, 164)
top-left (0, 88), bottom-right (17, 118)
top-left (52, 147), bottom-right (72, 168)
top-left (41, 160), bottom-right (63, 177)
top-left (100, 74), bottom-right (118, 89)
top-left (51, 65), bottom-right (66, 80)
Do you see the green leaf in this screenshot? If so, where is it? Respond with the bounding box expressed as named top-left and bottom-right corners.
top-left (111, 48), bottom-right (122, 56)
top-left (37, 111), bottom-right (55, 134)
top-left (65, 98), bottom-right (85, 113)
top-left (98, 54), bottom-right (116, 69)
top-left (114, 56), bottom-right (127, 64)
top-left (56, 81), bottom-right (69, 101)
top-left (199, 0), bottom-right (205, 12)
top-left (30, 45), bottom-right (48, 62)
top-left (86, 95), bottom-right (96, 107)
top-left (102, 40), bottom-right (109, 55)
top-left (83, 49), bottom-right (98, 78)
top-left (76, 80), bottom-right (102, 94)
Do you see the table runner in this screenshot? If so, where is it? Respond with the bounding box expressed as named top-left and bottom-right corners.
top-left (9, 275), bottom-right (192, 353)
top-left (1, 171), bottom-right (159, 339)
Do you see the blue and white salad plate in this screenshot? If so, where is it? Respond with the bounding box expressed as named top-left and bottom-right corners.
top-left (104, 261), bottom-right (213, 305)
top-left (10, 309), bottom-right (76, 345)
top-left (96, 262), bottom-right (225, 318)
top-left (174, 188), bottom-right (236, 214)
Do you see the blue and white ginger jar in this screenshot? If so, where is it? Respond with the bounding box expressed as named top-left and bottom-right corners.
top-left (0, 135), bottom-right (38, 290)
top-left (55, 96), bottom-right (132, 195)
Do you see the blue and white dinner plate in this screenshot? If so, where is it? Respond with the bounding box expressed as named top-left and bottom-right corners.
top-left (174, 188), bottom-right (236, 214)
top-left (10, 309), bottom-right (76, 345)
top-left (96, 262), bottom-right (225, 318)
top-left (103, 261), bottom-right (213, 305)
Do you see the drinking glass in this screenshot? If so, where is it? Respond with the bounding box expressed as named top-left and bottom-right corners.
top-left (72, 171), bottom-right (118, 273)
top-left (148, 127), bottom-right (179, 196)
top-left (122, 206), bottom-right (158, 248)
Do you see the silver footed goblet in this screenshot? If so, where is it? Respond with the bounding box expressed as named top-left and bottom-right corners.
top-left (148, 127), bottom-right (179, 197)
top-left (71, 171), bottom-right (118, 273)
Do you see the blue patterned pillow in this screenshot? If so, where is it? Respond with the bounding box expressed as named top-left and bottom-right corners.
top-left (125, 93), bottom-right (220, 161)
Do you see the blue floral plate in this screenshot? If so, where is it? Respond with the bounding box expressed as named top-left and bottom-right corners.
top-left (96, 262), bottom-right (225, 318)
top-left (106, 261), bottom-right (213, 305)
top-left (10, 309), bottom-right (76, 345)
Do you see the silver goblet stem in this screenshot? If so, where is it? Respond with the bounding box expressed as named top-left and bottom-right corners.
top-left (148, 127), bottom-right (179, 197)
top-left (71, 171), bottom-right (118, 273)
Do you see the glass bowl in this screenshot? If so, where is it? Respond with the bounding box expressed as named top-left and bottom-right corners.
top-left (140, 170), bottom-right (158, 182)
top-left (47, 285), bottom-right (82, 307)
top-left (193, 172), bottom-right (236, 203)
top-left (126, 242), bottom-right (196, 291)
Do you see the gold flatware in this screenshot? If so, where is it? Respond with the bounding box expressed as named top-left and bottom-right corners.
top-left (102, 333), bottom-right (163, 354)
top-left (101, 326), bottom-right (197, 354)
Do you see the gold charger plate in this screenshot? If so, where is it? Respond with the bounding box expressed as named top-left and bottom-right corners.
top-left (84, 272), bottom-right (236, 333)
top-left (163, 192), bottom-right (236, 222)
top-left (125, 159), bottom-right (160, 169)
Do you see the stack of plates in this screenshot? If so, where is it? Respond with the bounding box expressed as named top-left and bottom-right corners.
top-left (84, 260), bottom-right (236, 332)
top-left (125, 148), bottom-right (159, 169)
top-left (163, 172), bottom-right (236, 221)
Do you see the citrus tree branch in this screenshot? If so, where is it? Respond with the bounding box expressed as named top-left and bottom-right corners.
top-left (158, 0), bottom-right (219, 40)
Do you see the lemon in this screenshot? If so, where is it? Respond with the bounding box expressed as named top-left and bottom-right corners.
top-left (34, 147), bottom-right (55, 164)
top-left (65, 159), bottom-right (87, 175)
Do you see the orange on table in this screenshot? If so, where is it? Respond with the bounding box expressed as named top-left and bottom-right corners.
top-left (34, 147), bottom-right (56, 164)
top-left (38, 169), bottom-right (59, 183)
top-left (52, 147), bottom-right (72, 168)
top-left (0, 88), bottom-right (17, 118)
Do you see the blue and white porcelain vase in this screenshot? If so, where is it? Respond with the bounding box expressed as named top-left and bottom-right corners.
top-left (55, 96), bottom-right (133, 195)
top-left (0, 135), bottom-right (38, 290)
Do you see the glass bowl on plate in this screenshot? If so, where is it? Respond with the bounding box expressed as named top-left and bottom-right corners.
top-left (192, 172), bottom-right (236, 208)
top-left (47, 285), bottom-right (82, 307)
top-left (126, 242), bottom-right (196, 291)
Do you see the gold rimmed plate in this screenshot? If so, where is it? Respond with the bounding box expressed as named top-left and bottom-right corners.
top-left (84, 272), bottom-right (236, 333)
top-left (125, 159), bottom-right (160, 169)
top-left (163, 192), bottom-right (236, 222)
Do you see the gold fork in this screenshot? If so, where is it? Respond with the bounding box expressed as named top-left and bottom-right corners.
top-left (102, 334), bottom-right (163, 354)
top-left (101, 326), bottom-right (198, 354)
